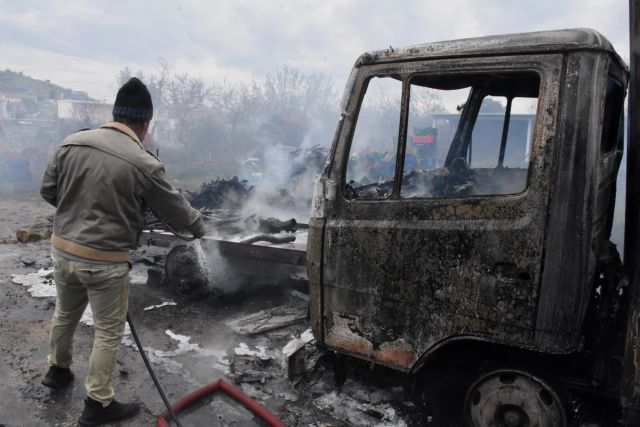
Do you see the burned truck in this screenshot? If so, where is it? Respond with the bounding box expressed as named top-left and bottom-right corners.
top-left (307, 29), bottom-right (635, 425)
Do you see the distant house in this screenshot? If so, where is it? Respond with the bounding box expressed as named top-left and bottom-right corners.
top-left (0, 93), bottom-right (23, 119)
top-left (57, 99), bottom-right (112, 124)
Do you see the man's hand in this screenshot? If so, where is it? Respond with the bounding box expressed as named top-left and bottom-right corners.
top-left (189, 216), bottom-right (206, 239)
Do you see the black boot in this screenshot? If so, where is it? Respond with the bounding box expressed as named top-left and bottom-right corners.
top-left (41, 366), bottom-right (74, 389)
top-left (78, 397), bottom-right (140, 426)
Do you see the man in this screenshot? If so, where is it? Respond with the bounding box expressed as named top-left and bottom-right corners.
top-left (39, 77), bottom-right (205, 426)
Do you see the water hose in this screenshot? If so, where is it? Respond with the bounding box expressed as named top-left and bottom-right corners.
top-left (162, 221), bottom-right (196, 242)
top-left (147, 206), bottom-right (197, 242)
top-left (132, 217), bottom-right (285, 426)
top-left (129, 312), bottom-right (286, 427)
top-left (127, 218), bottom-right (192, 427)
top-left (127, 313), bottom-right (183, 427)
top-left (129, 213), bottom-right (196, 426)
top-left (138, 212), bottom-right (286, 426)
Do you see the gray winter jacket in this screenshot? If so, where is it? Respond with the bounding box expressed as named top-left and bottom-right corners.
top-left (41, 122), bottom-right (203, 261)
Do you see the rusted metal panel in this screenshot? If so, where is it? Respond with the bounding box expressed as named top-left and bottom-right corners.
top-left (322, 216), bottom-right (544, 369)
top-left (315, 55), bottom-right (562, 370)
top-left (324, 313), bottom-right (415, 371)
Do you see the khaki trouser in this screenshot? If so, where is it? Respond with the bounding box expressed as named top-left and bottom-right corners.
top-left (47, 252), bottom-right (130, 406)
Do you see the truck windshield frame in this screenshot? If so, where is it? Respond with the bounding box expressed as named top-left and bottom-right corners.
top-left (343, 65), bottom-right (542, 201)
top-left (402, 71), bottom-right (540, 199)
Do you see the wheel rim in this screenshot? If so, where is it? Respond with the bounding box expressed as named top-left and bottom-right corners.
top-left (465, 369), bottom-right (566, 427)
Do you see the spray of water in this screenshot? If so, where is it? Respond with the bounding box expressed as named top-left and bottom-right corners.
top-left (187, 239), bottom-right (252, 294)
top-left (191, 239), bottom-right (214, 282)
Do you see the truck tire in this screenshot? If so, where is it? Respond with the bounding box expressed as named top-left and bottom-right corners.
top-left (464, 369), bottom-right (567, 427)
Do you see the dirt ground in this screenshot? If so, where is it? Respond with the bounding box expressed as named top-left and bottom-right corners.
top-left (0, 190), bottom-right (426, 427)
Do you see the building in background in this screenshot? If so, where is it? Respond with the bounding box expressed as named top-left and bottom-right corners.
top-left (0, 93), bottom-right (28, 119)
top-left (57, 99), bottom-right (112, 124)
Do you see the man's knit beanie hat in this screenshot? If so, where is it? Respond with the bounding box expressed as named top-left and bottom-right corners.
top-left (112, 77), bottom-right (153, 122)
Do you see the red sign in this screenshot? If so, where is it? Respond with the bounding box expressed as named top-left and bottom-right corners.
top-left (412, 134), bottom-right (434, 144)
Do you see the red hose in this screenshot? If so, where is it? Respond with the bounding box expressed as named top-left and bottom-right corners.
top-left (156, 379), bottom-right (286, 427)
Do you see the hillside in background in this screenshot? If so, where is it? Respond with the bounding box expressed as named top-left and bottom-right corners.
top-left (0, 69), bottom-right (91, 101)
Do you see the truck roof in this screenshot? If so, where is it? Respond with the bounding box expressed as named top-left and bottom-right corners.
top-left (360, 28), bottom-right (626, 69)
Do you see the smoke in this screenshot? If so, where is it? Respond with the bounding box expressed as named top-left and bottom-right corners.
top-left (174, 131), bottom-right (325, 296)
top-left (239, 138), bottom-right (329, 223)
top-left (0, 115), bottom-right (106, 194)
top-left (0, 121), bottom-right (42, 192)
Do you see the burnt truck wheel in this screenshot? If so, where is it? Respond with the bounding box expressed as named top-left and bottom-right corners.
top-left (164, 244), bottom-right (209, 294)
top-left (465, 369), bottom-right (566, 427)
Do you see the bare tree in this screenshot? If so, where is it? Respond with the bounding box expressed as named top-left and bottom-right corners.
top-left (210, 80), bottom-right (263, 133)
top-left (164, 73), bottom-right (210, 145)
top-left (410, 87), bottom-right (447, 115)
top-left (112, 63), bottom-right (339, 180)
top-left (262, 64), bottom-right (335, 121)
top-left (116, 59), bottom-right (171, 116)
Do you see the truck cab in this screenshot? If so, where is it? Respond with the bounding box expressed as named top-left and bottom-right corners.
top-left (308, 29), bottom-right (630, 425)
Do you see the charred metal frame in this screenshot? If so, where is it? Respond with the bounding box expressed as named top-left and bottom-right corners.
top-left (139, 231), bottom-right (306, 266)
top-left (621, 0), bottom-right (640, 418)
top-left (308, 29), bottom-right (629, 379)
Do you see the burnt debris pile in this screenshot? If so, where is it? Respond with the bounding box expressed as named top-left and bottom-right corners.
top-left (190, 176), bottom-right (254, 210)
top-left (141, 146), bottom-right (325, 294)
top-left (272, 145), bottom-right (328, 213)
top-left (142, 171), bottom-right (310, 297)
top-left (143, 144), bottom-right (327, 239)
top-left (288, 145), bottom-right (326, 182)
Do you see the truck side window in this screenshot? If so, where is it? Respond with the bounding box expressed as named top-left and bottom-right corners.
top-left (600, 77), bottom-right (625, 155)
top-left (470, 96), bottom-right (537, 170)
top-left (403, 84), bottom-right (465, 177)
top-left (402, 72), bottom-right (539, 198)
top-left (345, 76), bottom-right (402, 199)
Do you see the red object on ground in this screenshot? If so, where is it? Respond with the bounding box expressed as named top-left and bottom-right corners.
top-left (155, 378), bottom-right (286, 427)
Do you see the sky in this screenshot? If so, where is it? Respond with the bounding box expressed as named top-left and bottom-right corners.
top-left (0, 0), bottom-right (630, 102)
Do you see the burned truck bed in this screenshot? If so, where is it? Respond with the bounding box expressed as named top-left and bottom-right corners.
top-left (138, 223), bottom-right (308, 297)
top-left (139, 230), bottom-right (307, 267)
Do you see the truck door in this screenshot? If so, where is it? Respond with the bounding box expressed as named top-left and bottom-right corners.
top-left (319, 55), bottom-right (563, 371)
